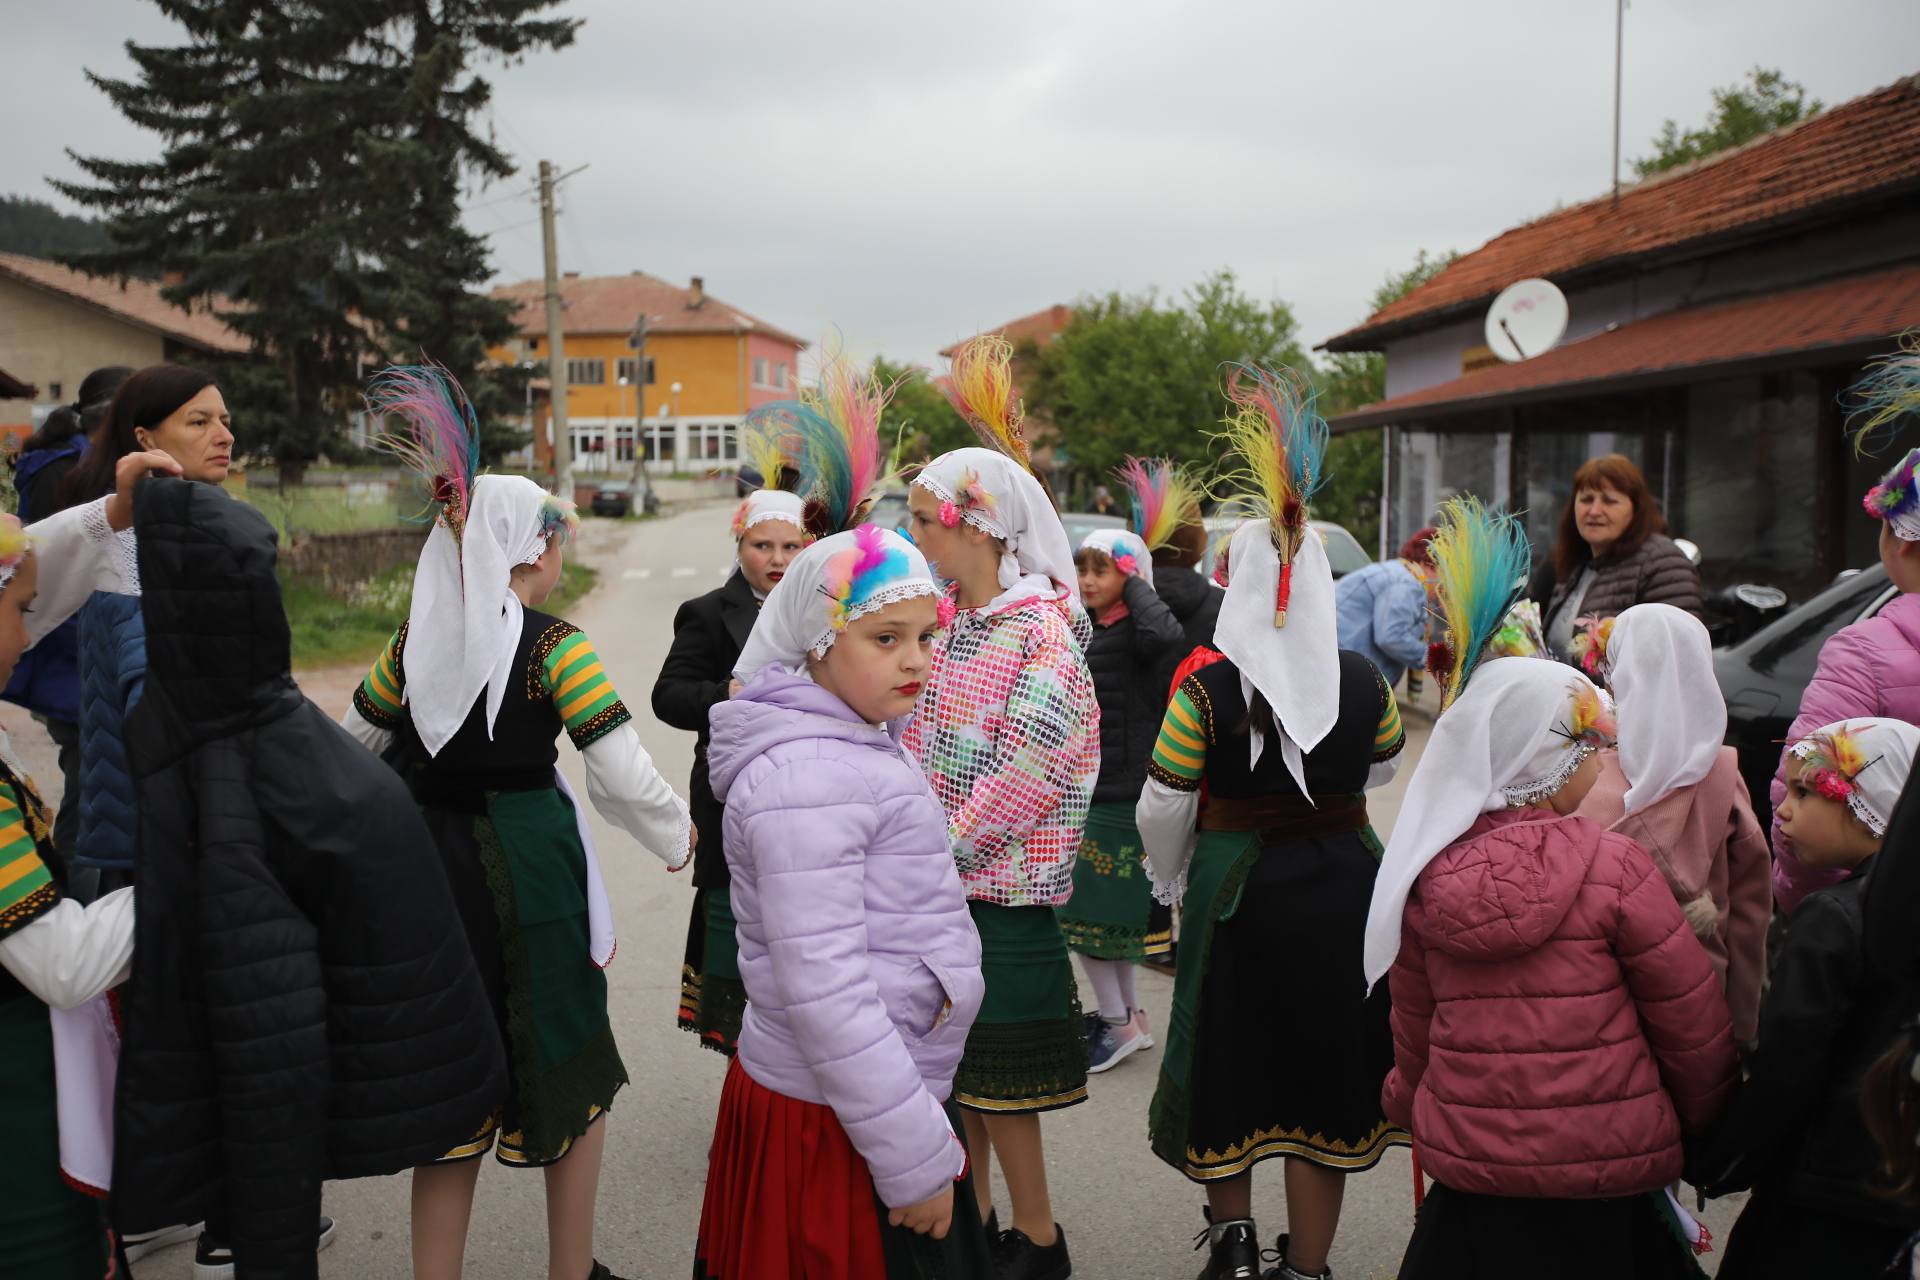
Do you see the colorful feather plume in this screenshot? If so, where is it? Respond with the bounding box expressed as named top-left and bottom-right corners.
top-left (1561, 681), bottom-right (1618, 749)
top-left (939, 334), bottom-right (1031, 470)
top-left (1863, 447), bottom-right (1920, 525)
top-left (538, 494), bottom-right (580, 548)
top-left (1115, 456), bottom-right (1202, 553)
top-left (1847, 331), bottom-right (1920, 454)
top-left (366, 363), bottom-right (482, 542)
top-left (1791, 725), bottom-right (1877, 806)
top-left (1487, 600), bottom-right (1550, 661)
top-left (0, 513), bottom-right (31, 586)
top-left (739, 410), bottom-right (800, 493)
top-left (790, 342), bottom-right (900, 537)
top-left (1426, 495), bottom-right (1533, 710)
top-left (819, 523), bottom-right (912, 634)
top-left (1568, 615), bottom-right (1616, 680)
top-left (1215, 362), bottom-right (1330, 627)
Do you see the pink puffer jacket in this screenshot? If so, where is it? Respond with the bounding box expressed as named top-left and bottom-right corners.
top-left (1384, 809), bottom-right (1738, 1198)
top-left (1770, 590), bottom-right (1920, 914)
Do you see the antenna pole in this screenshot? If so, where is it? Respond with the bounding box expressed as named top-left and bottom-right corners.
top-left (1611, 0), bottom-right (1624, 209)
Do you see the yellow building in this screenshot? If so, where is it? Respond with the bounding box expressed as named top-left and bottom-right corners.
top-left (489, 272), bottom-right (806, 475)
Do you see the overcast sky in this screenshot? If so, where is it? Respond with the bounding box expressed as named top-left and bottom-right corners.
top-left (10, 1), bottom-right (1918, 368)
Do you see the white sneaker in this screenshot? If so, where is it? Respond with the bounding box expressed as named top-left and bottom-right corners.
top-left (123, 1222), bottom-right (201, 1263)
top-left (1133, 1008), bottom-right (1155, 1049)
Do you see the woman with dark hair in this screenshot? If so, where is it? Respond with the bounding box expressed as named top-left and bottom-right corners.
top-left (1535, 454), bottom-right (1702, 661)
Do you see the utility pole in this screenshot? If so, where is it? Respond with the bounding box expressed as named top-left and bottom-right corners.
top-left (630, 311), bottom-right (659, 514)
top-left (1611, 0), bottom-right (1625, 209)
top-left (539, 160), bottom-right (573, 501)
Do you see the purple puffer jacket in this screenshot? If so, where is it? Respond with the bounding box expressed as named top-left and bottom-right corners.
top-left (1770, 591), bottom-right (1920, 914)
top-left (708, 665), bottom-right (984, 1208)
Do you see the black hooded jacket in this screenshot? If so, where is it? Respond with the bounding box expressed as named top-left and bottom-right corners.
top-left (1085, 576), bottom-right (1186, 802)
top-left (115, 479), bottom-right (506, 1280)
top-left (1149, 563), bottom-right (1223, 701)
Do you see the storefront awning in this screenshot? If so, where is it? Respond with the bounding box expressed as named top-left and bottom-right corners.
top-left (1330, 262), bottom-right (1920, 431)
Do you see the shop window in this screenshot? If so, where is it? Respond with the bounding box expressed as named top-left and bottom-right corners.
top-left (753, 358), bottom-right (769, 386)
top-left (1386, 429), bottom-right (1510, 558)
top-left (1671, 373), bottom-right (1821, 598)
top-left (616, 357), bottom-right (655, 385)
top-left (566, 358), bottom-right (606, 386)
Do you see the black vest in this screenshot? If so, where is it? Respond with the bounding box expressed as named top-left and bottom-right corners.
top-left (1185, 650), bottom-right (1389, 799)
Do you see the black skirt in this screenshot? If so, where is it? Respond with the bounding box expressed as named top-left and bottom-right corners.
top-left (1716, 1192), bottom-right (1915, 1280)
top-left (1399, 1182), bottom-right (1706, 1280)
top-left (1183, 832), bottom-right (1403, 1178)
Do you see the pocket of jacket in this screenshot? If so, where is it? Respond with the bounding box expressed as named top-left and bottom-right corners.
top-left (905, 955), bottom-right (983, 1044)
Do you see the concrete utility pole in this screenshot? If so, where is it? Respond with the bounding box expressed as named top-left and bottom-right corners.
top-left (1611, 0), bottom-right (1625, 209)
top-left (539, 160), bottom-right (573, 501)
top-left (630, 311), bottom-right (659, 514)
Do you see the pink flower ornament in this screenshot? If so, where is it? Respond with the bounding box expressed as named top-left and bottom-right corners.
top-left (938, 500), bottom-right (961, 528)
top-left (1114, 553), bottom-right (1138, 576)
top-left (936, 596), bottom-right (957, 628)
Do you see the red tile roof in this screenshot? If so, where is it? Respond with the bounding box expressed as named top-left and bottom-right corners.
top-left (939, 304), bottom-right (1073, 357)
top-left (1322, 74), bottom-right (1920, 352)
top-left (1330, 261), bottom-right (1920, 430)
top-left (490, 272), bottom-right (805, 347)
top-left (0, 253), bottom-right (249, 355)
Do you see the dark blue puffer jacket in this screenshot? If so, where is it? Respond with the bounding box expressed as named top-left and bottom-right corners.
top-left (4, 441), bottom-right (88, 724)
top-left (75, 590), bottom-right (144, 871)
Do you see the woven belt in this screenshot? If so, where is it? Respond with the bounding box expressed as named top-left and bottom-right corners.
top-left (1200, 792), bottom-right (1370, 842)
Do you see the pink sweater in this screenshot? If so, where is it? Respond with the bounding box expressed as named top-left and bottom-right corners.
top-left (1770, 590), bottom-right (1920, 914)
top-left (1384, 809), bottom-right (1737, 1198)
top-left (1574, 748), bottom-right (1772, 1043)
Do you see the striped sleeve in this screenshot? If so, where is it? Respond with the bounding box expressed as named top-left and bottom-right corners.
top-left (0, 782), bottom-right (55, 938)
top-left (1148, 680), bottom-right (1210, 792)
top-left (352, 624), bottom-right (408, 730)
top-left (1373, 669), bottom-right (1406, 761)
top-left (537, 624), bottom-right (633, 748)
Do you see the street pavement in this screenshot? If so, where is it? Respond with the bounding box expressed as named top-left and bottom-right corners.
top-left (3, 496), bottom-right (1739, 1279)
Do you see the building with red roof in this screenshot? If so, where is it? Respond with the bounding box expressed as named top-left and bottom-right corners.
top-left (1319, 73), bottom-right (1920, 599)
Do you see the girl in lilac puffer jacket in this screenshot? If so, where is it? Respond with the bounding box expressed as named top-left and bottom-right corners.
top-left (693, 526), bottom-right (994, 1280)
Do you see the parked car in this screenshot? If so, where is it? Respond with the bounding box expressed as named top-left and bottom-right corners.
top-left (1715, 564), bottom-right (1895, 826)
top-left (1198, 516), bottom-right (1371, 581)
top-left (589, 481), bottom-right (634, 518)
top-left (1060, 511), bottom-right (1127, 548)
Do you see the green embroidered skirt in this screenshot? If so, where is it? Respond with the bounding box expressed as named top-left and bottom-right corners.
top-left (952, 901), bottom-right (1088, 1115)
top-left (1057, 800), bottom-right (1172, 962)
top-left (679, 885), bottom-right (746, 1055)
top-left (423, 788), bottom-right (630, 1166)
top-left (0, 994), bottom-right (108, 1279)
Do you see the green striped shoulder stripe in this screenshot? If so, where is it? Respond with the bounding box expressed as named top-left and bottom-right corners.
top-left (1373, 671), bottom-right (1406, 761)
top-left (353, 623), bottom-right (409, 730)
top-left (536, 623), bottom-right (633, 747)
top-left (0, 782), bottom-right (55, 938)
top-left (1149, 684), bottom-right (1209, 791)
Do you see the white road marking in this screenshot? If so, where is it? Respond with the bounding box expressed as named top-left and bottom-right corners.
top-left (671, 567), bottom-right (697, 577)
top-left (623, 569), bottom-right (651, 579)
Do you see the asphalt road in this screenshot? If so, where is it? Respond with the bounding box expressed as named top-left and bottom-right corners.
top-left (24, 497), bottom-right (1743, 1280)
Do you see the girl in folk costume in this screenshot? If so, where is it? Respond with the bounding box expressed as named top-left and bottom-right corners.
top-left (1570, 604), bottom-right (1772, 1043)
top-left (340, 368), bottom-right (692, 1280)
top-left (1057, 460), bottom-right (1190, 1072)
top-left (1367, 500), bottom-right (1738, 1280)
top-left (694, 524), bottom-right (994, 1280)
top-left (901, 333), bottom-right (1099, 1280)
top-left (0, 523), bottom-right (137, 1280)
top-left (1135, 366), bottom-right (1408, 1280)
top-left (654, 413), bottom-right (810, 1057)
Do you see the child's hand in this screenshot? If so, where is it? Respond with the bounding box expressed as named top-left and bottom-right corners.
top-left (887, 1186), bottom-right (954, 1238)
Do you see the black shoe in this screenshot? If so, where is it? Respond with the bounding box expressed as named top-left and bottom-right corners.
top-left (192, 1216), bottom-right (334, 1280)
top-left (586, 1261), bottom-right (633, 1280)
top-left (1260, 1231), bottom-right (1332, 1280)
top-left (992, 1222), bottom-right (1071, 1280)
top-left (1194, 1218), bottom-right (1260, 1280)
top-left (984, 1207), bottom-right (1001, 1240)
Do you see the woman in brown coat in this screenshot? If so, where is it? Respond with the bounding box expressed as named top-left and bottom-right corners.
top-left (1534, 454), bottom-right (1702, 660)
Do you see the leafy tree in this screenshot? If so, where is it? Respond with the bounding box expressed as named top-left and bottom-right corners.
top-left (0, 195), bottom-right (117, 263)
top-left (58, 1), bottom-right (571, 483)
top-left (873, 355), bottom-right (972, 465)
top-left (1312, 249), bottom-right (1458, 554)
top-left (1025, 269), bottom-right (1307, 493)
top-left (1634, 67), bottom-right (1821, 178)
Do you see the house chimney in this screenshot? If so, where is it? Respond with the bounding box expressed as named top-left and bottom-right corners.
top-left (688, 276), bottom-right (705, 308)
top-left (563, 270), bottom-right (581, 279)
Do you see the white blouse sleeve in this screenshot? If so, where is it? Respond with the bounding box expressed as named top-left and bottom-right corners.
top-left (1366, 755), bottom-right (1403, 790)
top-left (25, 497), bottom-right (136, 641)
top-left (584, 722), bottom-right (693, 870)
top-left (1136, 777), bottom-right (1201, 906)
top-left (340, 704), bottom-right (394, 756)
top-left (0, 887), bottom-right (135, 1010)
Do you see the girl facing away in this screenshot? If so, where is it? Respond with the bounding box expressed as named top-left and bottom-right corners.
top-left (694, 525), bottom-right (993, 1279)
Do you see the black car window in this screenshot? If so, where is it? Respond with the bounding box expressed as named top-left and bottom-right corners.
top-left (1747, 571), bottom-right (1891, 684)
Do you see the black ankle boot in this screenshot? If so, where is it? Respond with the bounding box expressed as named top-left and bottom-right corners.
top-left (1260, 1232), bottom-right (1332, 1280)
top-left (1194, 1217), bottom-right (1260, 1280)
top-left (992, 1222), bottom-right (1070, 1280)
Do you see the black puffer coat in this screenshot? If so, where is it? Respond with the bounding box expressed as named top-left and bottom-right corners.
top-left (1085, 575), bottom-right (1185, 802)
top-left (1149, 564), bottom-right (1224, 700)
top-left (116, 479), bottom-right (506, 1280)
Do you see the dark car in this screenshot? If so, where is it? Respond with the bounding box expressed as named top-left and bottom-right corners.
top-left (1715, 565), bottom-right (1897, 824)
top-left (589, 481), bottom-right (634, 518)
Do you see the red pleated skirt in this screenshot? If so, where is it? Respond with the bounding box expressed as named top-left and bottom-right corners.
top-left (694, 1059), bottom-right (889, 1280)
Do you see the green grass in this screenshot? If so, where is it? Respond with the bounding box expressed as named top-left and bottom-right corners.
top-left (285, 559), bottom-right (601, 670)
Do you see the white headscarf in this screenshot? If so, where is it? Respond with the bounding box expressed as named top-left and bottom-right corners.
top-left (731, 489), bottom-right (807, 539)
top-left (403, 474), bottom-right (562, 757)
top-left (1606, 603), bottom-right (1727, 814)
top-left (1212, 519), bottom-right (1338, 796)
top-left (1078, 527), bottom-right (1154, 588)
top-left (913, 447), bottom-right (1078, 601)
top-left (1364, 658), bottom-right (1615, 989)
top-left (1788, 717), bottom-right (1920, 837)
top-left (733, 525), bottom-right (940, 682)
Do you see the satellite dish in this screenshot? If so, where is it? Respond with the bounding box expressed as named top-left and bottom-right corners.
top-left (1484, 278), bottom-right (1569, 362)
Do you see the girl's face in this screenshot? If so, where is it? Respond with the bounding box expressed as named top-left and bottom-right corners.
top-left (907, 485), bottom-right (998, 585)
top-left (1575, 483), bottom-right (1633, 553)
top-left (134, 385), bottom-right (234, 484)
top-left (738, 519), bottom-right (806, 596)
top-left (0, 556), bottom-right (37, 689)
top-left (1537, 747), bottom-right (1604, 816)
top-left (1077, 553), bottom-right (1125, 616)
top-left (1778, 755), bottom-right (1883, 869)
top-left (514, 539), bottom-right (565, 606)
top-left (808, 595), bottom-right (940, 724)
